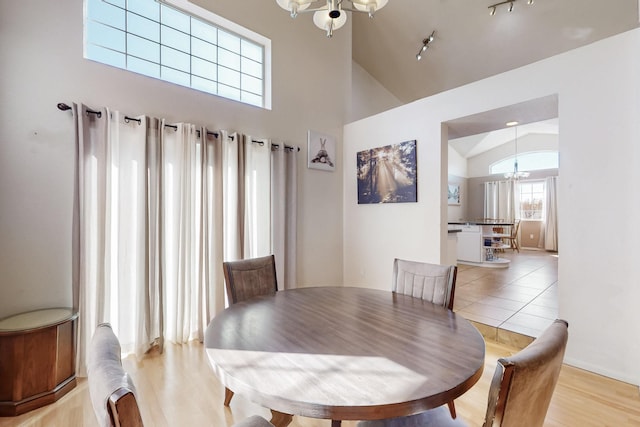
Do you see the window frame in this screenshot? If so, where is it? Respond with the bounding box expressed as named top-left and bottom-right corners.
top-left (489, 150), bottom-right (559, 176)
top-left (83, 0), bottom-right (272, 109)
top-left (518, 180), bottom-right (545, 221)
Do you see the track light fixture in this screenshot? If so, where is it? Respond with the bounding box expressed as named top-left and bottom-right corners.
top-left (488, 0), bottom-right (533, 15)
top-left (416, 31), bottom-right (435, 61)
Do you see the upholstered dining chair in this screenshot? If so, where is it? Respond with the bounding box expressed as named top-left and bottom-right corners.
top-left (232, 415), bottom-right (275, 427)
top-left (223, 254), bottom-right (278, 305)
top-left (392, 258), bottom-right (457, 312)
top-left (357, 319), bottom-right (569, 427)
top-left (392, 258), bottom-right (458, 417)
top-left (87, 323), bottom-right (144, 427)
top-left (222, 254), bottom-right (279, 406)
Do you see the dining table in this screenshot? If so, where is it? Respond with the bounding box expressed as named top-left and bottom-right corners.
top-left (204, 286), bottom-right (485, 427)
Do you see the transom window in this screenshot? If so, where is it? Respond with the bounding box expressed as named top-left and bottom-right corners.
top-left (490, 151), bottom-right (559, 175)
top-left (84, 0), bottom-right (271, 109)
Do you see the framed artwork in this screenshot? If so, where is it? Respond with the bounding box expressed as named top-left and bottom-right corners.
top-left (357, 140), bottom-right (417, 204)
top-left (448, 183), bottom-right (461, 205)
top-left (308, 130), bottom-right (336, 172)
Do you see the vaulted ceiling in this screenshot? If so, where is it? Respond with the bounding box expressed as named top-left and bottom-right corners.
top-left (352, 0), bottom-right (639, 104)
top-left (348, 0), bottom-right (637, 153)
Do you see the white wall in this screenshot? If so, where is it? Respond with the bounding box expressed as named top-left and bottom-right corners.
top-left (0, 0), bottom-right (347, 317)
top-left (344, 29), bottom-right (640, 385)
top-left (350, 60), bottom-right (402, 123)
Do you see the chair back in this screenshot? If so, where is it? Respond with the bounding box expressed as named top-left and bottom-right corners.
top-left (223, 255), bottom-right (278, 305)
top-left (392, 258), bottom-right (457, 310)
top-left (87, 323), bottom-right (144, 427)
top-left (511, 219), bottom-right (521, 238)
top-left (483, 319), bottom-right (569, 427)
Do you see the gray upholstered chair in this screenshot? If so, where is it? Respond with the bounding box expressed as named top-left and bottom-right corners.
top-left (358, 319), bottom-right (569, 427)
top-left (392, 258), bottom-right (457, 310)
top-left (222, 254), bottom-right (278, 406)
top-left (232, 415), bottom-right (275, 427)
top-left (392, 258), bottom-right (458, 417)
top-left (87, 323), bottom-right (144, 427)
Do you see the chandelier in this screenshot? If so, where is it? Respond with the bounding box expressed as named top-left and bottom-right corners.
top-left (276, 0), bottom-right (389, 37)
top-left (504, 122), bottom-right (530, 180)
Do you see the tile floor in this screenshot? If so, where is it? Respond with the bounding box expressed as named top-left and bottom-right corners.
top-left (454, 249), bottom-right (558, 341)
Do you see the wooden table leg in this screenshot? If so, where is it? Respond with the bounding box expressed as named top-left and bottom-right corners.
top-left (270, 410), bottom-right (294, 427)
top-left (331, 420), bottom-right (342, 427)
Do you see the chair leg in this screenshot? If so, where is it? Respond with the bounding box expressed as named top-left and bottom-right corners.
top-left (447, 400), bottom-right (457, 419)
top-left (224, 387), bottom-right (234, 406)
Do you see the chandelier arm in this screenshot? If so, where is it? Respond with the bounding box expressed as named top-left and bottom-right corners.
top-left (294, 6), bottom-right (332, 14)
top-left (289, 1), bottom-right (374, 14)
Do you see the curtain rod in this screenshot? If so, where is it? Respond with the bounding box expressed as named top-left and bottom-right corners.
top-left (58, 102), bottom-right (298, 151)
top-left (252, 139), bottom-right (300, 152)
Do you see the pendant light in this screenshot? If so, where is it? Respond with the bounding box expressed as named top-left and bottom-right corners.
top-left (504, 122), bottom-right (530, 180)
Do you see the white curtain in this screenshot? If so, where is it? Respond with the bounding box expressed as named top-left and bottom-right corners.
top-left (160, 123), bottom-right (223, 344)
top-left (221, 131), bottom-right (244, 262)
top-left (74, 105), bottom-right (162, 375)
top-left (272, 143), bottom-right (298, 290)
top-left (244, 136), bottom-right (272, 258)
top-left (72, 104), bottom-right (298, 374)
top-left (544, 176), bottom-right (559, 251)
top-left (73, 106), bottom-right (225, 375)
top-left (484, 180), bottom-right (517, 222)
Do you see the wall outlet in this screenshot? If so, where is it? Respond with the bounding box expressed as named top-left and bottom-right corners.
top-left (529, 234), bottom-right (535, 239)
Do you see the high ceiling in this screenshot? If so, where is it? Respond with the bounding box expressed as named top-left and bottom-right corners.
top-left (352, 0), bottom-right (639, 104)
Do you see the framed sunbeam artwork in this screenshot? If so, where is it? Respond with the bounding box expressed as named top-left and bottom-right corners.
top-left (357, 140), bottom-right (417, 204)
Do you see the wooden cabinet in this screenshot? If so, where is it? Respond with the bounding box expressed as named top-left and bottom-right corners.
top-left (0, 308), bottom-right (78, 416)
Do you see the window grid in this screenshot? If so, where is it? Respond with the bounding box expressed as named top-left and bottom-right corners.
top-left (519, 181), bottom-right (545, 220)
top-left (85, 0), bottom-right (264, 107)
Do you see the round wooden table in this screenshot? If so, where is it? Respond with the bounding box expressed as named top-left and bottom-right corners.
top-left (205, 287), bottom-right (485, 426)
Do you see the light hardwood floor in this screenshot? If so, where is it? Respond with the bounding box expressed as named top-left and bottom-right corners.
top-left (1, 339), bottom-right (639, 427)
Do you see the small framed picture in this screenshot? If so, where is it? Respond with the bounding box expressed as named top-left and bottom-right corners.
top-left (308, 130), bottom-right (336, 172)
top-left (448, 183), bottom-right (461, 205)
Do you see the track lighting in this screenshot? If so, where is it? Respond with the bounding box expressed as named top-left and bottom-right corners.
top-left (416, 31), bottom-right (435, 61)
top-left (488, 0), bottom-right (533, 16)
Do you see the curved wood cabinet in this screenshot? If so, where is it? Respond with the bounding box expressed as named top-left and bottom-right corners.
top-left (0, 308), bottom-right (78, 416)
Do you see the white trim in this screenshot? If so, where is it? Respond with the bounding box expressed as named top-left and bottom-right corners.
top-left (564, 356), bottom-right (639, 387)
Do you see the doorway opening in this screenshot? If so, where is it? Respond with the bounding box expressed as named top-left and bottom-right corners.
top-left (444, 95), bottom-right (559, 343)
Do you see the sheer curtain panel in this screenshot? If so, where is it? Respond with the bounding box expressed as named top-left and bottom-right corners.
top-left (160, 123), bottom-right (223, 344)
top-left (71, 103), bottom-right (296, 374)
top-left (73, 105), bottom-right (161, 375)
top-left (544, 176), bottom-right (559, 251)
top-left (221, 131), bottom-right (244, 262)
top-left (72, 106), bottom-right (225, 375)
top-left (484, 180), bottom-right (517, 222)
top-left (244, 137), bottom-right (272, 258)
top-left (271, 143), bottom-right (298, 290)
